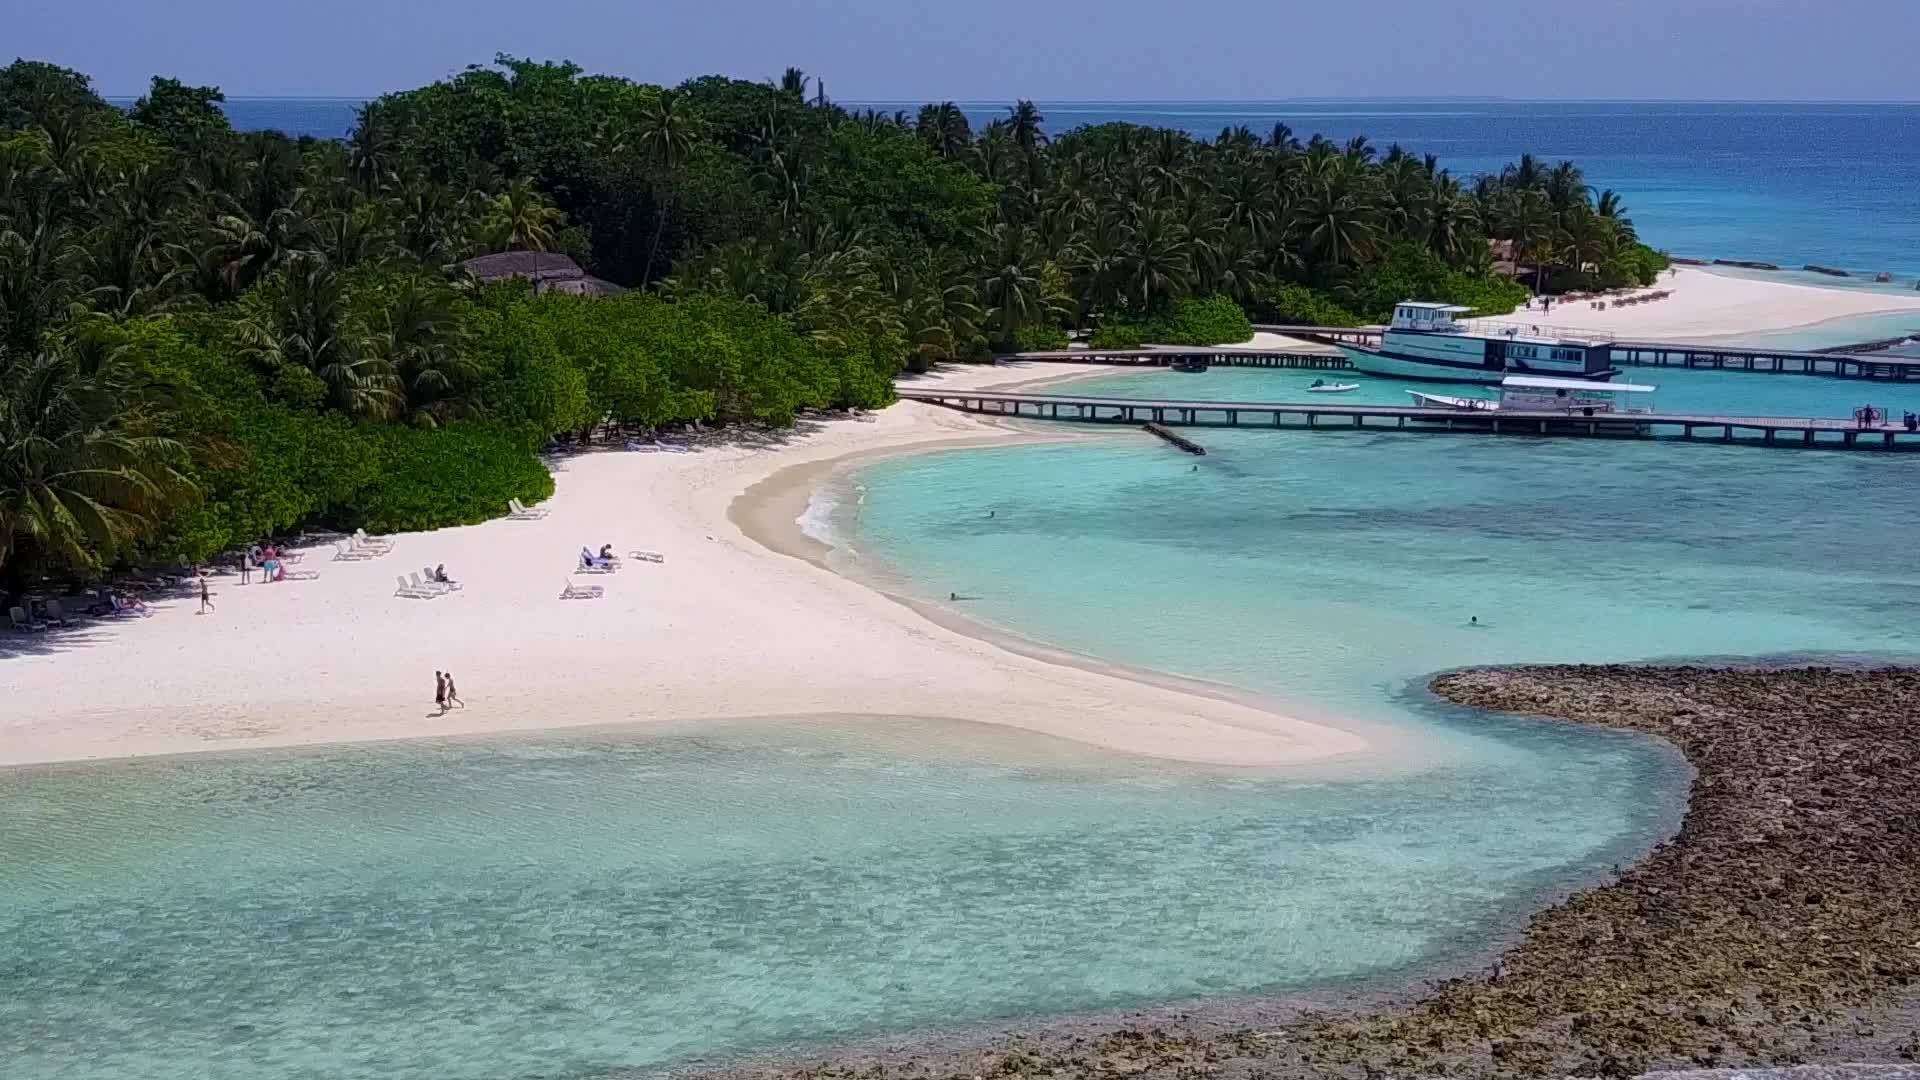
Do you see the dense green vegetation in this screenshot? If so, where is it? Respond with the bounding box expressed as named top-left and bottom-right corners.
top-left (0, 54), bottom-right (1660, 589)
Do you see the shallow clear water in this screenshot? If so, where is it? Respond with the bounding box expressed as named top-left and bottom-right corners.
top-left (0, 718), bottom-right (1677, 1079)
top-left (849, 435), bottom-right (1920, 717)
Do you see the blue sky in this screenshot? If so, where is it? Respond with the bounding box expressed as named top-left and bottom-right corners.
top-left (10, 0), bottom-right (1920, 101)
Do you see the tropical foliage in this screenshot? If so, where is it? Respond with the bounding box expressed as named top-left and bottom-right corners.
top-left (0, 54), bottom-right (1654, 588)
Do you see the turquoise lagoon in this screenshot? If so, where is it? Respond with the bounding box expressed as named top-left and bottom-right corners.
top-left (9, 366), bottom-right (1918, 1079)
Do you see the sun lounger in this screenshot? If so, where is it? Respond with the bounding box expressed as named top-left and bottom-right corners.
top-left (111, 593), bottom-right (151, 618)
top-left (509, 498), bottom-right (550, 519)
top-left (9, 606), bottom-right (47, 633)
top-left (627, 549), bottom-right (666, 564)
top-left (410, 571), bottom-right (456, 596)
top-left (395, 574), bottom-right (436, 599)
top-left (334, 541), bottom-right (377, 561)
top-left (625, 439), bottom-right (690, 453)
top-left (353, 528), bottom-right (394, 553)
top-left (43, 598), bottom-right (70, 626)
top-left (576, 556), bottom-right (617, 575)
top-left (560, 579), bottom-right (604, 600)
top-left (280, 569), bottom-right (319, 581)
top-left (421, 568), bottom-right (462, 592)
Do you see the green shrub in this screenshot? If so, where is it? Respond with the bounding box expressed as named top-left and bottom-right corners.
top-left (1160, 294), bottom-right (1252, 345)
top-left (1630, 243), bottom-right (1671, 286)
top-left (1092, 295), bottom-right (1251, 348)
top-left (1261, 284), bottom-right (1365, 327)
top-left (1010, 323), bottom-right (1070, 352)
top-left (1088, 322), bottom-right (1145, 349)
top-left (1347, 244), bottom-right (1529, 321)
top-left (351, 424), bottom-right (555, 534)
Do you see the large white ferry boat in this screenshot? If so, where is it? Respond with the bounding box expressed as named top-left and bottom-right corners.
top-left (1337, 301), bottom-right (1618, 383)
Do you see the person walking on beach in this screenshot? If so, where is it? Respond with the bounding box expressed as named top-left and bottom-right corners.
top-left (197, 571), bottom-right (214, 615)
top-left (445, 672), bottom-right (464, 709)
top-left (239, 551), bottom-right (251, 586)
top-left (435, 670), bottom-right (447, 714)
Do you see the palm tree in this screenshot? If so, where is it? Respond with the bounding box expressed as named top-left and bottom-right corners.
top-left (1296, 158), bottom-right (1381, 274)
top-left (0, 333), bottom-right (187, 576)
top-left (481, 178), bottom-right (563, 292)
top-left (980, 222), bottom-right (1050, 346)
top-left (0, 206), bottom-right (90, 354)
top-left (1006, 100), bottom-right (1046, 187)
top-left (916, 102), bottom-right (972, 159)
top-left (1118, 206), bottom-right (1194, 312)
top-left (483, 178), bottom-right (562, 253)
top-left (1501, 187), bottom-right (1556, 291)
top-left (778, 67), bottom-right (809, 101)
top-left (635, 90), bottom-right (697, 282)
top-left (370, 277), bottom-right (474, 426)
top-left (346, 104), bottom-right (400, 193)
top-left (235, 256), bottom-right (397, 417)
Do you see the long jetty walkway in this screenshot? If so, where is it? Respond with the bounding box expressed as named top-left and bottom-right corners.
top-left (995, 331), bottom-right (1920, 380)
top-left (1001, 346), bottom-right (1348, 370)
top-left (1243, 324), bottom-right (1920, 380)
top-left (901, 387), bottom-right (1920, 451)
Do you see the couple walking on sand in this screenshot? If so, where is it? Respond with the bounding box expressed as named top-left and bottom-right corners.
top-left (435, 670), bottom-right (464, 713)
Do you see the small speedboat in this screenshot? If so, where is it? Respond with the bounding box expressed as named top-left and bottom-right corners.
top-left (1307, 379), bottom-right (1360, 393)
top-left (1407, 390), bottom-right (1498, 411)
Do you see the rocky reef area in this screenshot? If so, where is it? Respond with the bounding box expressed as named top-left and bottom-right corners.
top-left (719, 666), bottom-right (1920, 1080)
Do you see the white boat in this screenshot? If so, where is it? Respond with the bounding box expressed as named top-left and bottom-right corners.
top-left (1338, 302), bottom-right (1618, 384)
top-left (1306, 380), bottom-right (1359, 393)
top-left (1406, 377), bottom-right (1658, 416)
top-left (1494, 375), bottom-right (1657, 414)
top-left (1407, 390), bottom-right (1497, 411)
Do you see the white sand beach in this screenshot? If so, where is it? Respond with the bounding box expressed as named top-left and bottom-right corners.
top-left (8, 268), bottom-right (1904, 772)
top-left (0, 361), bottom-right (1370, 771)
top-left (1472, 266), bottom-right (1920, 341)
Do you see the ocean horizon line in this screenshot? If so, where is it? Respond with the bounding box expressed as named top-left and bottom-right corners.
top-left (100, 93), bottom-right (1920, 106)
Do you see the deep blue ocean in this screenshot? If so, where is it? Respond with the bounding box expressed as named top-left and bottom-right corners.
top-left (207, 97), bottom-right (1920, 278)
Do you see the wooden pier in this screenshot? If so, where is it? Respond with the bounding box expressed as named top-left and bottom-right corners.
top-left (900, 388), bottom-right (1920, 451)
top-left (999, 327), bottom-right (1920, 382)
top-left (1610, 341), bottom-right (1920, 379)
top-left (995, 347), bottom-right (1348, 370)
top-left (1247, 323), bottom-right (1920, 381)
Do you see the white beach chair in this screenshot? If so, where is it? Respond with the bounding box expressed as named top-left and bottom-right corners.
top-left (334, 541), bottom-right (375, 562)
top-left (559, 579), bottom-right (604, 600)
top-left (410, 571), bottom-right (455, 596)
top-left (421, 568), bottom-right (462, 592)
top-left (396, 574), bottom-right (435, 599)
top-left (353, 528), bottom-right (394, 553)
top-left (509, 498), bottom-right (550, 520)
top-left (9, 606), bottom-right (47, 633)
top-left (42, 598), bottom-right (70, 627)
top-left (627, 549), bottom-right (666, 564)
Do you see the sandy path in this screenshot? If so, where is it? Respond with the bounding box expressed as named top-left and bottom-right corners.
top-left (0, 362), bottom-right (1368, 771)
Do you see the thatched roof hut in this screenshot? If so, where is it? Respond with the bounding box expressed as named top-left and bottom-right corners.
top-left (459, 251), bottom-right (627, 297)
